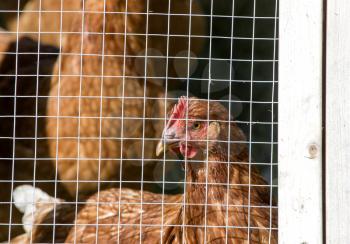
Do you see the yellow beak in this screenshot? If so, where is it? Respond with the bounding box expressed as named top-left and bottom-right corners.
top-left (156, 140), bottom-right (165, 157)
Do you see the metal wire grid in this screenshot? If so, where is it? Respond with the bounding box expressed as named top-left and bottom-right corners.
top-left (0, 0), bottom-right (278, 243)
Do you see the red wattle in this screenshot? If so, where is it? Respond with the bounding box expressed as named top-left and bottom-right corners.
top-left (179, 143), bottom-right (198, 158)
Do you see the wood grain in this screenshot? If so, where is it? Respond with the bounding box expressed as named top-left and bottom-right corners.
top-left (279, 0), bottom-right (323, 242)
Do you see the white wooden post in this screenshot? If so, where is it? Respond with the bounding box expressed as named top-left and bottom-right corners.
top-left (279, 0), bottom-right (323, 243)
top-left (326, 0), bottom-right (350, 242)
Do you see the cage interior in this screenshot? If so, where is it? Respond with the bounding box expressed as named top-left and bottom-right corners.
top-left (0, 0), bottom-right (278, 242)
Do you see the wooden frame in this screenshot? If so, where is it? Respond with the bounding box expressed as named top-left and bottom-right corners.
top-left (279, 0), bottom-right (323, 242)
top-left (326, 0), bottom-right (350, 242)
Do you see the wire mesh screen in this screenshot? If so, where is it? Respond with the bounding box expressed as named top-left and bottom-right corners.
top-left (0, 0), bottom-right (278, 243)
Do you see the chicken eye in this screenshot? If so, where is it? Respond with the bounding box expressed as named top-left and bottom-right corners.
top-left (192, 122), bottom-right (201, 130)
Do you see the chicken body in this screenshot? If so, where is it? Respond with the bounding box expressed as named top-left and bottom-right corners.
top-left (65, 173), bottom-right (276, 243)
top-left (46, 0), bottom-right (205, 197)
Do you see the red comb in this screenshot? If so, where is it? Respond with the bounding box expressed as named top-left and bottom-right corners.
top-left (167, 96), bottom-right (187, 127)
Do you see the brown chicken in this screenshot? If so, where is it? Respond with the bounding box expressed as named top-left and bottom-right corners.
top-left (13, 97), bottom-right (277, 243)
top-left (45, 0), bottom-right (206, 197)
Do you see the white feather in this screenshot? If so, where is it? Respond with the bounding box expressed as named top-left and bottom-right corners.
top-left (13, 185), bottom-right (61, 233)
